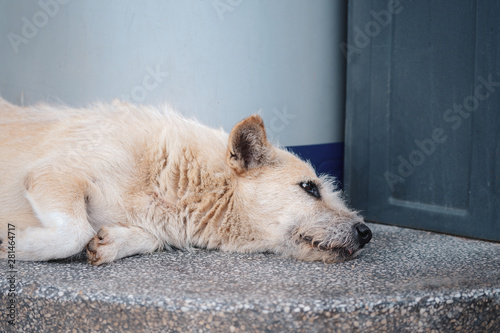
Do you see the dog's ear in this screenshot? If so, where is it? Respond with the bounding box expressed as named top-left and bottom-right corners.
top-left (227, 115), bottom-right (272, 174)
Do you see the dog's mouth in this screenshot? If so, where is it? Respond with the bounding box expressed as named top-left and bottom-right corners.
top-left (299, 234), bottom-right (357, 258)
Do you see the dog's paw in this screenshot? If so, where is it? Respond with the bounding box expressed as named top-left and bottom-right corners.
top-left (86, 228), bottom-right (117, 266)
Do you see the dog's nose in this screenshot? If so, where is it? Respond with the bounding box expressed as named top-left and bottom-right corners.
top-left (354, 223), bottom-right (372, 247)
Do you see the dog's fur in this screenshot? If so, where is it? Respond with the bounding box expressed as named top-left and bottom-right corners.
top-left (0, 98), bottom-right (371, 265)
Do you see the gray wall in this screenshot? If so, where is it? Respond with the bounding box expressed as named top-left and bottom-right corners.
top-left (344, 0), bottom-right (500, 241)
top-left (0, 0), bottom-right (346, 147)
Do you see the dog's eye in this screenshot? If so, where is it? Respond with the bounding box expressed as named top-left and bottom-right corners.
top-left (299, 181), bottom-right (321, 199)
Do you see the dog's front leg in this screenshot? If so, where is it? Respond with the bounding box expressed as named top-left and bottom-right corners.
top-left (86, 225), bottom-right (162, 265)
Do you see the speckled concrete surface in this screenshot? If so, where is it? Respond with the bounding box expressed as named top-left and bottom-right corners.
top-left (1, 223), bottom-right (499, 332)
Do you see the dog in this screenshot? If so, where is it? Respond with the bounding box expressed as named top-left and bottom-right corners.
top-left (0, 98), bottom-right (371, 265)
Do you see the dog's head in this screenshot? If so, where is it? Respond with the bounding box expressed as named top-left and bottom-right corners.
top-left (226, 115), bottom-right (371, 263)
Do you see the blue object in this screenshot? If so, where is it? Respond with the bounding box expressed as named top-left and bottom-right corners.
top-left (287, 142), bottom-right (344, 189)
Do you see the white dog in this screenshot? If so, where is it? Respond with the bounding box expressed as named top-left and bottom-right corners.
top-left (0, 98), bottom-right (371, 265)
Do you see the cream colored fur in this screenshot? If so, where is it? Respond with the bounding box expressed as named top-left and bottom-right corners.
top-left (0, 98), bottom-right (370, 265)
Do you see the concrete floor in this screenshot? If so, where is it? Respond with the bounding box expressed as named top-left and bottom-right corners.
top-left (1, 223), bottom-right (499, 332)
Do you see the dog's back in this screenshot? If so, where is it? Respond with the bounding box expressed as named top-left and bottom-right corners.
top-left (0, 99), bottom-right (229, 240)
top-left (0, 98), bottom-right (65, 233)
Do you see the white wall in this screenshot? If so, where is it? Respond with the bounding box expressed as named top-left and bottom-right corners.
top-left (0, 0), bottom-right (346, 147)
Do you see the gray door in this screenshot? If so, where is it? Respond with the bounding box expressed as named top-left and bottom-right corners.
top-left (344, 0), bottom-right (500, 241)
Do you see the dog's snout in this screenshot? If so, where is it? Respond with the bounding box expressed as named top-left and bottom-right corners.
top-left (354, 223), bottom-right (372, 247)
